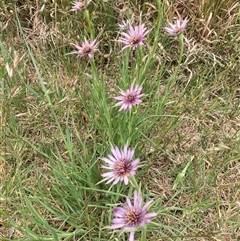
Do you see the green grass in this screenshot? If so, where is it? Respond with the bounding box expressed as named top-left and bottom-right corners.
top-left (0, 0), bottom-right (240, 240)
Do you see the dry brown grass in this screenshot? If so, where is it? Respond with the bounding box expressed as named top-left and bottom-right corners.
top-left (164, 0), bottom-right (240, 41)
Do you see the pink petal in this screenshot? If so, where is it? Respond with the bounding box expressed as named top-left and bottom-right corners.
top-left (109, 223), bottom-right (125, 229)
top-left (129, 232), bottom-right (135, 241)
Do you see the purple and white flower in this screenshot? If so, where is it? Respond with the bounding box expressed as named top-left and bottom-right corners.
top-left (71, 0), bottom-right (91, 11)
top-left (72, 39), bottom-right (98, 59)
top-left (110, 190), bottom-right (157, 241)
top-left (118, 20), bottom-right (132, 31)
top-left (164, 17), bottom-right (188, 36)
top-left (101, 145), bottom-right (140, 185)
top-left (114, 84), bottom-right (144, 111)
top-left (118, 24), bottom-right (150, 51)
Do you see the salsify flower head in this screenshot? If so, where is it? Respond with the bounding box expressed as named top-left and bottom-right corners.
top-left (101, 145), bottom-right (140, 185)
top-left (114, 84), bottom-right (144, 111)
top-left (72, 39), bottom-right (98, 59)
top-left (118, 24), bottom-right (150, 51)
top-left (118, 19), bottom-right (132, 31)
top-left (110, 190), bottom-right (157, 241)
top-left (164, 17), bottom-right (188, 36)
top-left (71, 0), bottom-right (91, 11)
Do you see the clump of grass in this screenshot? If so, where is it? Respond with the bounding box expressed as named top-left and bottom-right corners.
top-left (1, 0), bottom-right (240, 241)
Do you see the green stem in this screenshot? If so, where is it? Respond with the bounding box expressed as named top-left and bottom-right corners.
top-left (90, 58), bottom-right (97, 74)
top-left (178, 33), bottom-right (184, 65)
top-left (139, 0), bottom-right (162, 84)
top-left (89, 60), bottom-right (101, 104)
top-left (128, 109), bottom-right (133, 139)
top-left (129, 175), bottom-right (140, 191)
top-left (84, 10), bottom-right (94, 39)
top-left (137, 47), bottom-right (143, 83)
top-left (167, 33), bottom-right (184, 91)
top-left (122, 49), bottom-right (130, 87)
top-left (90, 60), bottom-right (112, 139)
top-left (172, 33), bottom-right (184, 84)
top-left (141, 226), bottom-right (147, 241)
top-left (90, 59), bottom-right (98, 86)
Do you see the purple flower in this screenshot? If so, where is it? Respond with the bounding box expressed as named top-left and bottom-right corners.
top-left (164, 17), bottom-right (188, 36)
top-left (71, 0), bottom-right (91, 11)
top-left (110, 190), bottom-right (157, 241)
top-left (118, 20), bottom-right (132, 31)
top-left (101, 145), bottom-right (140, 185)
top-left (118, 24), bottom-right (150, 51)
top-left (114, 84), bottom-right (144, 111)
top-left (72, 39), bottom-right (98, 59)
